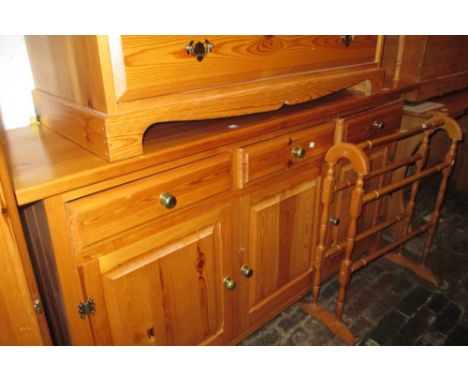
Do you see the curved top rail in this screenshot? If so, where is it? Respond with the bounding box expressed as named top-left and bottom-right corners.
top-left (325, 142), bottom-right (370, 176)
top-left (422, 116), bottom-right (463, 142)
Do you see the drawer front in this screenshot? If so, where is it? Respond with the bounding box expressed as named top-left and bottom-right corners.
top-left (66, 154), bottom-right (232, 252)
top-left (342, 101), bottom-right (403, 143)
top-left (119, 35), bottom-right (379, 101)
top-left (236, 122), bottom-right (334, 188)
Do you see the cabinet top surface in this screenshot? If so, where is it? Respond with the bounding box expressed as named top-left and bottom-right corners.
top-left (3, 87), bottom-right (409, 206)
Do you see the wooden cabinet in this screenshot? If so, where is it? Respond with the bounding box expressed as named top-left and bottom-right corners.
top-left (25, 35), bottom-right (384, 161)
top-left (382, 36), bottom-right (468, 101)
top-left (8, 82), bottom-right (407, 345)
top-left (78, 204), bottom-right (233, 345)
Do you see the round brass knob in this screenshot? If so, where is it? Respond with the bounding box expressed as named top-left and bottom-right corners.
top-left (223, 277), bottom-right (236, 291)
top-left (292, 146), bottom-right (306, 159)
top-left (240, 265), bottom-right (254, 278)
top-left (372, 120), bottom-right (384, 130)
top-left (329, 217), bottom-right (340, 226)
top-left (160, 192), bottom-right (177, 209)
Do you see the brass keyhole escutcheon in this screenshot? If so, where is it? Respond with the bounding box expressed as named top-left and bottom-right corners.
top-left (160, 192), bottom-right (177, 209)
top-left (185, 39), bottom-right (214, 62)
top-left (223, 277), bottom-right (236, 291)
top-left (240, 265), bottom-right (254, 278)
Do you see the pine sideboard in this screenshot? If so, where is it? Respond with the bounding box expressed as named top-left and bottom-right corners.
top-left (5, 35), bottom-right (466, 345)
top-left (6, 87), bottom-right (406, 345)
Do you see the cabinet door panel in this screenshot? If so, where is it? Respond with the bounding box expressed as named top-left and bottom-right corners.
top-left (81, 206), bottom-right (230, 345)
top-left (244, 175), bottom-right (319, 324)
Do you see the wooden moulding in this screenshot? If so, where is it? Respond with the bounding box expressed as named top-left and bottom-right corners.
top-left (33, 66), bottom-right (385, 162)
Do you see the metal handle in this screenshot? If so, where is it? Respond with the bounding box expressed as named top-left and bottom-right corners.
top-left (372, 120), bottom-right (385, 130)
top-left (292, 146), bottom-right (306, 159)
top-left (341, 35), bottom-right (355, 47)
top-left (329, 217), bottom-right (340, 226)
top-left (160, 192), bottom-right (177, 209)
top-left (185, 39), bottom-right (214, 62)
top-left (223, 277), bottom-right (236, 291)
top-left (240, 265), bottom-right (254, 278)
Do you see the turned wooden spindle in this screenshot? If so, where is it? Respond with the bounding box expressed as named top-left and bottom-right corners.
top-left (311, 162), bottom-right (336, 305)
top-left (335, 173), bottom-right (365, 321)
top-left (421, 140), bottom-right (459, 266)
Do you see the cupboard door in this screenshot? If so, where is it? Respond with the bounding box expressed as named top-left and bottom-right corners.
top-left (80, 205), bottom-right (232, 345)
top-left (241, 173), bottom-right (320, 326)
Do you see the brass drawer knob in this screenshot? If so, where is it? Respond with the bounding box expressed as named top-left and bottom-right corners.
top-left (223, 277), bottom-right (236, 291)
top-left (240, 265), bottom-right (254, 278)
top-left (160, 192), bottom-right (177, 209)
top-left (372, 120), bottom-right (385, 130)
top-left (185, 39), bottom-right (214, 62)
top-left (329, 217), bottom-right (340, 226)
top-left (292, 146), bottom-right (306, 159)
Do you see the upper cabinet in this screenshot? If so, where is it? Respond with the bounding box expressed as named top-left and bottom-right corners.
top-left (25, 35), bottom-right (384, 161)
top-left (117, 35), bottom-right (379, 101)
top-left (382, 36), bottom-right (468, 101)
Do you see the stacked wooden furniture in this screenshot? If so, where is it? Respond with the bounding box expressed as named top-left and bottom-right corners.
top-left (0, 34), bottom-right (398, 346)
top-left (25, 35), bottom-right (384, 161)
top-left (1, 35), bottom-right (465, 345)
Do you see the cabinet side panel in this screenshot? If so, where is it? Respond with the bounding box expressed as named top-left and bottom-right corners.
top-left (25, 36), bottom-right (113, 113)
top-left (20, 202), bottom-right (71, 345)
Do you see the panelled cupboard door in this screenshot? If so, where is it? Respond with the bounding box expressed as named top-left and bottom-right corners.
top-left (79, 205), bottom-right (232, 345)
top-left (241, 173), bottom-right (320, 326)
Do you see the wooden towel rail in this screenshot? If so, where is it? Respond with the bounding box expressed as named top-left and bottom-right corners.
top-left (300, 116), bottom-right (463, 345)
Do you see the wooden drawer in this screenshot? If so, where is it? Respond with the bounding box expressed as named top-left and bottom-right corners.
top-left (236, 122), bottom-right (334, 188)
top-left (120, 35), bottom-right (379, 101)
top-left (66, 153), bottom-right (232, 252)
top-left (342, 101), bottom-right (403, 143)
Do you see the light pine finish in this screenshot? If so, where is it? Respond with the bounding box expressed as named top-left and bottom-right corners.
top-left (239, 168), bottom-right (320, 329)
top-left (25, 36), bottom-right (116, 113)
top-left (236, 122), bottom-right (334, 188)
top-left (6, 89), bottom-right (405, 206)
top-left (120, 35), bottom-right (379, 101)
top-left (382, 36), bottom-right (468, 101)
top-left (66, 153), bottom-right (232, 252)
top-left (79, 204), bottom-right (233, 345)
top-left (0, 138), bottom-right (51, 345)
top-left (9, 88), bottom-right (410, 345)
top-left (25, 35), bottom-right (385, 161)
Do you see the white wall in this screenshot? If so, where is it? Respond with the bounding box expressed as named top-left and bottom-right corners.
top-left (0, 36), bottom-right (35, 130)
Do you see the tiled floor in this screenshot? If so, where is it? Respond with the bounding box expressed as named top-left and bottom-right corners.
top-left (241, 178), bottom-right (468, 346)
